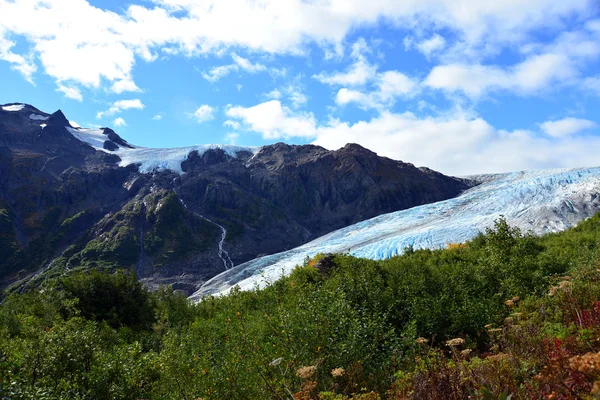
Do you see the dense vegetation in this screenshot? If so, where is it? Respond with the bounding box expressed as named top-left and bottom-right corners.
top-left (2, 215), bottom-right (600, 399)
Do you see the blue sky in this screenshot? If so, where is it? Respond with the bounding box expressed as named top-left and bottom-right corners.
top-left (1, 0), bottom-right (600, 175)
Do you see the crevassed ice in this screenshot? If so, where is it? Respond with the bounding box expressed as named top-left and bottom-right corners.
top-left (29, 114), bottom-right (48, 121)
top-left (66, 126), bottom-right (260, 173)
top-left (189, 167), bottom-right (600, 300)
top-left (2, 104), bottom-right (25, 112)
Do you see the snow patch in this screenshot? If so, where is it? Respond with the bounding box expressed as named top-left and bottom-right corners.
top-left (29, 113), bottom-right (48, 121)
top-left (67, 127), bottom-right (109, 150)
top-left (66, 125), bottom-right (260, 174)
top-left (116, 145), bottom-right (260, 174)
top-left (190, 167), bottom-right (600, 300)
top-left (2, 104), bottom-right (25, 112)
top-left (40, 124), bottom-right (47, 129)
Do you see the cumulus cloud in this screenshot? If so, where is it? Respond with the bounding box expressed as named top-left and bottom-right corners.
top-left (152, 114), bottom-right (163, 120)
top-left (223, 120), bottom-right (240, 129)
top-left (313, 39), bottom-right (377, 86)
top-left (335, 70), bottom-right (418, 109)
top-left (418, 34), bottom-right (446, 56)
top-left (113, 117), bottom-right (127, 127)
top-left (226, 100), bottom-right (316, 139)
top-left (111, 79), bottom-right (141, 94)
top-left (56, 84), bottom-right (83, 101)
top-left (0, 0), bottom-right (595, 96)
top-left (315, 39), bottom-right (418, 110)
top-left (190, 105), bottom-right (215, 123)
top-left (97, 99), bottom-right (145, 119)
top-left (313, 112), bottom-right (600, 175)
top-left (540, 118), bottom-right (597, 137)
top-left (425, 24), bottom-right (600, 98)
top-left (224, 98), bottom-right (600, 175)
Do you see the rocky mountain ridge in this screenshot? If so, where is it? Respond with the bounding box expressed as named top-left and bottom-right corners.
top-left (0, 103), bottom-right (472, 293)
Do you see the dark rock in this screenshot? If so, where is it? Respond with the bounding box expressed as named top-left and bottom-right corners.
top-left (314, 254), bottom-right (336, 275)
top-left (103, 140), bottom-right (119, 151)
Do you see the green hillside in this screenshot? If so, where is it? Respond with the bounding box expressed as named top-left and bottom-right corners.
top-left (2, 214), bottom-right (600, 399)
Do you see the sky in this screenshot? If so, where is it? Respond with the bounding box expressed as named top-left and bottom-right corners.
top-left (1, 0), bottom-right (600, 176)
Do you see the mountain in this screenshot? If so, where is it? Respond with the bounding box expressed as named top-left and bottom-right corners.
top-left (0, 103), bottom-right (471, 293)
top-left (191, 166), bottom-right (600, 298)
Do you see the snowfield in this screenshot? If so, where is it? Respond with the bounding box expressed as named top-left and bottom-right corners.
top-left (190, 167), bottom-right (600, 300)
top-left (2, 104), bottom-right (25, 112)
top-left (66, 127), bottom-right (259, 173)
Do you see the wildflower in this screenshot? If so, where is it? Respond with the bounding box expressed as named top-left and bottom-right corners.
top-left (461, 349), bottom-right (473, 358)
top-left (331, 367), bottom-right (345, 377)
top-left (270, 357), bottom-right (283, 366)
top-left (558, 280), bottom-right (573, 291)
top-left (504, 299), bottom-right (515, 308)
top-left (569, 352), bottom-right (600, 375)
top-left (446, 338), bottom-right (465, 347)
top-left (504, 317), bottom-right (514, 325)
top-left (488, 328), bottom-right (503, 334)
top-left (592, 381), bottom-right (600, 396)
top-left (511, 312), bottom-right (522, 319)
top-left (416, 337), bottom-right (428, 345)
top-left (549, 286), bottom-right (558, 296)
top-left (296, 365), bottom-right (317, 379)
top-left (484, 324), bottom-right (494, 330)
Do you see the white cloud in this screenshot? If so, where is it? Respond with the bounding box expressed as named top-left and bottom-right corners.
top-left (265, 83), bottom-right (308, 108)
top-left (265, 89), bottom-right (282, 100)
top-left (0, 0), bottom-right (594, 95)
top-left (202, 64), bottom-right (238, 82)
top-left (313, 59), bottom-right (376, 86)
top-left (97, 99), bottom-right (145, 119)
top-left (202, 53), bottom-right (267, 82)
top-left (425, 24), bottom-right (600, 98)
top-left (424, 54), bottom-right (576, 98)
top-left (415, 34), bottom-right (446, 57)
top-left (540, 118), bottom-right (597, 137)
top-left (190, 105), bottom-right (215, 123)
top-left (111, 78), bottom-right (141, 94)
top-left (315, 39), bottom-right (418, 109)
top-left (113, 117), bottom-right (127, 127)
top-left (0, 28), bottom-right (36, 84)
top-left (224, 132), bottom-right (239, 144)
top-left (152, 114), bottom-right (163, 120)
top-left (312, 111), bottom-right (600, 175)
top-left (226, 100), bottom-right (316, 139)
top-left (231, 53), bottom-right (266, 73)
top-left (223, 120), bottom-right (240, 129)
top-left (56, 84), bottom-right (83, 101)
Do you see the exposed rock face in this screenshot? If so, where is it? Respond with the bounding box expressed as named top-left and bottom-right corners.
top-left (0, 103), bottom-right (473, 293)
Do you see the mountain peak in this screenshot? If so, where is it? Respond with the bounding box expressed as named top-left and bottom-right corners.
top-left (47, 109), bottom-right (70, 126)
top-left (339, 143), bottom-right (377, 155)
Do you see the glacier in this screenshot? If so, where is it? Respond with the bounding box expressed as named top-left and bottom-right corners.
top-left (66, 127), bottom-right (260, 173)
top-left (189, 167), bottom-right (600, 300)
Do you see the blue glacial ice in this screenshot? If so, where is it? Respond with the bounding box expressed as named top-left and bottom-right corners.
top-left (190, 167), bottom-right (600, 300)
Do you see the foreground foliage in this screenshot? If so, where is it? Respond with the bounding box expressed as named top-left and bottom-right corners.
top-left (2, 216), bottom-right (600, 399)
